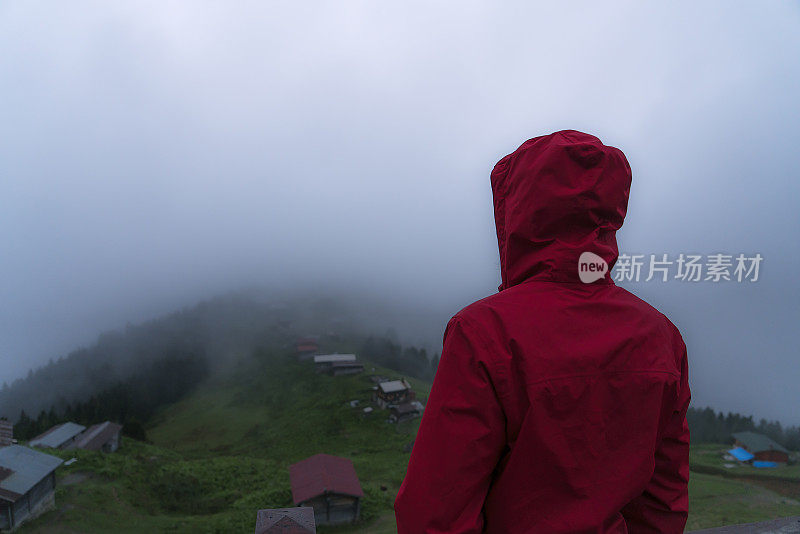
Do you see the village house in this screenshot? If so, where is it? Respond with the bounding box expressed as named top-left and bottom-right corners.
top-left (0, 420), bottom-right (12, 448)
top-left (289, 454), bottom-right (363, 526)
top-left (373, 379), bottom-right (414, 409)
top-left (726, 446), bottom-right (754, 463)
top-left (732, 431), bottom-right (790, 464)
top-left (70, 421), bottom-right (123, 453)
top-left (254, 507), bottom-right (316, 534)
top-left (28, 422), bottom-right (86, 450)
top-left (324, 361), bottom-right (364, 377)
top-left (388, 401), bottom-right (424, 424)
top-left (0, 445), bottom-right (63, 531)
top-left (313, 354), bottom-right (364, 376)
top-left (295, 338), bottom-right (319, 361)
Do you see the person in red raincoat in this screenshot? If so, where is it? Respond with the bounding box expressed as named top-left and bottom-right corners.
top-left (394, 130), bottom-right (690, 533)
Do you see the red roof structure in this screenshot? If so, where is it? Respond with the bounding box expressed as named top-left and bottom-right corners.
top-left (295, 337), bottom-right (319, 354)
top-left (289, 454), bottom-right (364, 505)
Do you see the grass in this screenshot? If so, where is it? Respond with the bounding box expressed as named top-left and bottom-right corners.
top-left (19, 440), bottom-right (288, 533)
top-left (687, 472), bottom-right (800, 530)
top-left (15, 350), bottom-right (800, 532)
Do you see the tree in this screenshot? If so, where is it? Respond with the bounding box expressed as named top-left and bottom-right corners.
top-left (430, 353), bottom-right (440, 377)
top-left (122, 420), bottom-right (147, 442)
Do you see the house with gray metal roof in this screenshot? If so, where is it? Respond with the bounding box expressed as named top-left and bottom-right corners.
top-left (373, 379), bottom-right (415, 408)
top-left (732, 431), bottom-right (790, 464)
top-left (70, 421), bottom-right (122, 453)
top-left (313, 354), bottom-right (356, 364)
top-left (313, 354), bottom-right (364, 376)
top-left (28, 422), bottom-right (86, 450)
top-left (255, 507), bottom-right (316, 533)
top-left (0, 445), bottom-right (63, 530)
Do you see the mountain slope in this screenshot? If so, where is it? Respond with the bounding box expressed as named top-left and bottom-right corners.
top-left (16, 346), bottom-right (800, 533)
top-left (20, 348), bottom-right (429, 533)
top-left (147, 349), bottom-right (431, 479)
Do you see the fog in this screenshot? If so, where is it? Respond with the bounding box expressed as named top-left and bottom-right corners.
top-left (1, 2), bottom-right (798, 423)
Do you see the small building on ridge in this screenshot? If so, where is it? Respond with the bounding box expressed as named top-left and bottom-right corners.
top-left (28, 422), bottom-right (86, 450)
top-left (313, 354), bottom-right (364, 376)
top-left (295, 338), bottom-right (320, 361)
top-left (373, 379), bottom-right (414, 409)
top-left (71, 421), bottom-right (123, 453)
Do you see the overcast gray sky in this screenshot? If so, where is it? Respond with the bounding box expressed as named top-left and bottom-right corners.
top-left (1, 2), bottom-right (798, 423)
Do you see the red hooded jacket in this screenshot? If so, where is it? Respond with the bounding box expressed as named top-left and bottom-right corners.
top-left (394, 131), bottom-right (690, 533)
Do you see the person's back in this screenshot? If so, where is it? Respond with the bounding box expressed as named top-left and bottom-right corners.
top-left (394, 130), bottom-right (690, 533)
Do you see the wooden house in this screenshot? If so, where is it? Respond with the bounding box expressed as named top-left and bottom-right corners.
top-left (71, 421), bottom-right (123, 453)
top-left (289, 454), bottom-right (363, 526)
top-left (388, 402), bottom-right (424, 424)
top-left (373, 379), bottom-right (414, 409)
top-left (732, 431), bottom-right (790, 464)
top-left (28, 422), bottom-right (85, 450)
top-left (313, 354), bottom-right (364, 376)
top-left (0, 445), bottom-right (63, 530)
top-left (295, 338), bottom-right (319, 361)
top-left (0, 420), bottom-right (12, 447)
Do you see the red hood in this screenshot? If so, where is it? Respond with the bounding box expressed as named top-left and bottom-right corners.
top-left (490, 130), bottom-right (632, 290)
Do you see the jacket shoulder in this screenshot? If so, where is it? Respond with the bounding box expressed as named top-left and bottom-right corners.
top-left (445, 293), bottom-right (514, 356)
top-left (612, 285), bottom-right (687, 355)
top-left (450, 292), bottom-right (506, 329)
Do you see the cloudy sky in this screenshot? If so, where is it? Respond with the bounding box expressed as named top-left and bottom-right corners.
top-left (1, 2), bottom-right (798, 423)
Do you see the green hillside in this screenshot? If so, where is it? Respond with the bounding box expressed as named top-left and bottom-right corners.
top-left (15, 347), bottom-right (800, 533)
top-left (18, 349), bottom-right (427, 533)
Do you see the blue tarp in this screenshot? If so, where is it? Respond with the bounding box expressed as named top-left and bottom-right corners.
top-left (728, 447), bottom-right (754, 461)
top-left (753, 461), bottom-right (778, 468)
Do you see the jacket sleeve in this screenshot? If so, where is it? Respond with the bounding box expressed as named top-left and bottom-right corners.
top-left (394, 315), bottom-right (507, 534)
top-left (621, 338), bottom-right (691, 533)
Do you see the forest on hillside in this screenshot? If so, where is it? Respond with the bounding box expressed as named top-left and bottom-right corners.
top-left (11, 349), bottom-right (209, 441)
top-left (0, 292), bottom-right (445, 424)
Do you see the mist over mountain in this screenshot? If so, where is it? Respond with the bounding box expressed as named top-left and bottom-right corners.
top-left (0, 288), bottom-right (449, 423)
